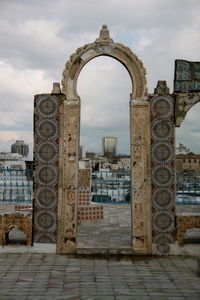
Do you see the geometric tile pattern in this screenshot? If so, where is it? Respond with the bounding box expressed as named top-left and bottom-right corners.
top-left (78, 189), bottom-right (91, 206)
top-left (78, 206), bottom-right (104, 222)
top-left (77, 188), bottom-right (104, 222)
top-left (150, 95), bottom-right (176, 255)
top-left (33, 94), bottom-right (59, 243)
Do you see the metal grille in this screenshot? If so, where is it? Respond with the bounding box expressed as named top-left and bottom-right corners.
top-left (91, 170), bottom-right (131, 203)
top-left (0, 169), bottom-right (32, 202)
top-left (176, 171), bottom-right (200, 205)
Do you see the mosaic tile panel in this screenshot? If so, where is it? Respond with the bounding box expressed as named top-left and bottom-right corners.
top-left (34, 94), bottom-right (60, 243)
top-left (150, 95), bottom-right (176, 255)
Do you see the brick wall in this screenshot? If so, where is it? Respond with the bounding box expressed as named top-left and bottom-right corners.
top-left (0, 213), bottom-right (32, 246)
top-left (176, 216), bottom-right (200, 246)
top-left (79, 169), bottom-right (91, 188)
top-left (78, 169), bottom-right (104, 222)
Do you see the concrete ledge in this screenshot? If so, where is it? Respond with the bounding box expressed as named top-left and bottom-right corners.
top-left (0, 243), bottom-right (56, 253)
top-left (76, 247), bottom-right (133, 255)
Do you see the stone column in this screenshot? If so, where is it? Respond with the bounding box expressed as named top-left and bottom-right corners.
top-left (130, 98), bottom-right (152, 254)
top-left (57, 99), bottom-right (80, 253)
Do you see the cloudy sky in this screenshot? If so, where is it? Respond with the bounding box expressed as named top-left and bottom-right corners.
top-left (1, 0), bottom-right (200, 158)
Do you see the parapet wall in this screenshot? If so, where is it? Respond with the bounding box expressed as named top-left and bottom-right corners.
top-left (0, 213), bottom-right (32, 246)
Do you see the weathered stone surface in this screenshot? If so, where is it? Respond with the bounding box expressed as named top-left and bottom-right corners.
top-left (61, 25), bottom-right (147, 100)
top-left (154, 80), bottom-right (170, 94)
top-left (51, 82), bottom-right (61, 94)
top-left (130, 99), bottom-right (152, 253)
top-left (176, 215), bottom-right (200, 246)
top-left (175, 92), bottom-right (200, 126)
top-left (57, 100), bottom-right (80, 253)
top-left (0, 213), bottom-right (32, 246)
top-left (57, 25), bottom-right (149, 254)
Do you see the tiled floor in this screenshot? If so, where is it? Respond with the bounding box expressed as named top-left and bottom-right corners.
top-left (0, 254), bottom-right (199, 299)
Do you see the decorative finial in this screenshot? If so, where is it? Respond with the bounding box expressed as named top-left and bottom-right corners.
top-left (96, 24), bottom-right (113, 44)
top-left (51, 82), bottom-right (61, 94)
top-left (154, 81), bottom-right (170, 94)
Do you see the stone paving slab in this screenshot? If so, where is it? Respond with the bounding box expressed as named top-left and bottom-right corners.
top-left (0, 254), bottom-right (199, 299)
top-left (77, 204), bottom-right (131, 253)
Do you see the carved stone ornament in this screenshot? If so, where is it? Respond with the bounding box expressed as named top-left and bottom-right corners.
top-left (130, 100), bottom-right (152, 253)
top-left (51, 82), bottom-right (61, 94)
top-left (61, 25), bottom-right (147, 100)
top-left (95, 24), bottom-right (113, 44)
top-left (154, 81), bottom-right (170, 94)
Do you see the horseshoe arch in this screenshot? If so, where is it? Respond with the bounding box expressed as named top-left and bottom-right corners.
top-left (57, 25), bottom-right (152, 254)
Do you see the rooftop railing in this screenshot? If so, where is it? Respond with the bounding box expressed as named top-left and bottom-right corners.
top-left (91, 170), bottom-right (131, 203)
top-left (0, 169), bottom-right (33, 203)
top-left (176, 171), bottom-right (200, 205)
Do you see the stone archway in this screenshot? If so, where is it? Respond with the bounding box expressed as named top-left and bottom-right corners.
top-left (56, 25), bottom-right (152, 253)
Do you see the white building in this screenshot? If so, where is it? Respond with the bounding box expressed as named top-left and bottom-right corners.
top-left (0, 152), bottom-right (32, 202)
top-left (176, 143), bottom-right (190, 155)
top-left (0, 152), bottom-right (26, 169)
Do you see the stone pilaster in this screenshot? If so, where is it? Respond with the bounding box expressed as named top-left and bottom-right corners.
top-left (130, 98), bottom-right (152, 254)
top-left (57, 99), bottom-right (80, 253)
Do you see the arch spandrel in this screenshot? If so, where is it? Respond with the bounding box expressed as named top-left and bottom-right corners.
top-left (175, 92), bottom-right (200, 127)
top-left (61, 25), bottom-right (147, 100)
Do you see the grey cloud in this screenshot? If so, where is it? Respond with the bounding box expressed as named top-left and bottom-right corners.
top-left (0, 0), bottom-right (200, 154)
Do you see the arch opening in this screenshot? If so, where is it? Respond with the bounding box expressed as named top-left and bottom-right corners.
top-left (176, 102), bottom-right (200, 208)
top-left (176, 102), bottom-right (200, 155)
top-left (76, 56), bottom-right (132, 251)
top-left (77, 56), bottom-right (132, 154)
top-left (184, 227), bottom-right (200, 244)
top-left (6, 226), bottom-right (27, 245)
top-left (75, 53), bottom-right (134, 100)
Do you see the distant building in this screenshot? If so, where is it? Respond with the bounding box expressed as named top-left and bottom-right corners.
top-left (0, 154), bottom-right (32, 202)
top-left (79, 146), bottom-right (85, 160)
top-left (0, 152), bottom-right (26, 169)
top-left (175, 153), bottom-right (200, 172)
top-left (85, 151), bottom-right (96, 159)
top-left (25, 160), bottom-right (34, 179)
top-left (102, 136), bottom-right (117, 157)
top-left (11, 140), bottom-right (29, 157)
